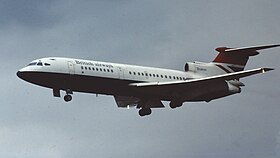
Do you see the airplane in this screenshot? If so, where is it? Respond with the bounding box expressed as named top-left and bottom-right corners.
top-left (17, 44), bottom-right (280, 116)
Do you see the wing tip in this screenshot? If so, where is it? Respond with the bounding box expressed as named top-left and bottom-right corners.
top-left (262, 68), bottom-right (274, 73)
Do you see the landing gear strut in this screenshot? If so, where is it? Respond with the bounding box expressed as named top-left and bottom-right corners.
top-left (138, 108), bottom-right (152, 117)
top-left (64, 89), bottom-right (73, 102)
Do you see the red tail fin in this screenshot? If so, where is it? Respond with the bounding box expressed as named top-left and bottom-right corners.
top-left (213, 47), bottom-right (250, 67)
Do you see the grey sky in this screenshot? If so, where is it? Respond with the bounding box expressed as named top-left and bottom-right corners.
top-left (1, 0), bottom-right (280, 157)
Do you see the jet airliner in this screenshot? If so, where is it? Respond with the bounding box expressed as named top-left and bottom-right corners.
top-left (17, 44), bottom-right (279, 116)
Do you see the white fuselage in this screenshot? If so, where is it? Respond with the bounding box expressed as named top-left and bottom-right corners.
top-left (17, 57), bottom-right (209, 101)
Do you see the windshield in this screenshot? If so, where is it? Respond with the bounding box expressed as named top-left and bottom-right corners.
top-left (28, 62), bottom-right (37, 66)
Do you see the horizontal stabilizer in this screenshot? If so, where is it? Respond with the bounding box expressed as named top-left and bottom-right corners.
top-left (224, 44), bottom-right (280, 54)
top-left (216, 44), bottom-right (280, 55)
top-left (214, 44), bottom-right (280, 67)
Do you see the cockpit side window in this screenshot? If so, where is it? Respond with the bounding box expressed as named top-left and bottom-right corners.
top-left (37, 62), bottom-right (43, 66)
top-left (44, 63), bottom-right (51, 66)
top-left (28, 62), bottom-right (37, 66)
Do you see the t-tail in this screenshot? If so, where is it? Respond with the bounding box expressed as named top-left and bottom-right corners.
top-left (212, 44), bottom-right (280, 73)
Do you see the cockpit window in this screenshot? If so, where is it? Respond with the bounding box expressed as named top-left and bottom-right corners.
top-left (28, 62), bottom-right (37, 66)
top-left (37, 62), bottom-right (43, 66)
top-left (44, 63), bottom-right (51, 66)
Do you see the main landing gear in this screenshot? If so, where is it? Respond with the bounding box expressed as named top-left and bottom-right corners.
top-left (169, 100), bottom-right (183, 109)
top-left (64, 89), bottom-right (73, 102)
top-left (64, 94), bottom-right (72, 102)
top-left (138, 108), bottom-right (152, 117)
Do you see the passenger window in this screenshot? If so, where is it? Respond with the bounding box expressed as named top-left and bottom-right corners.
top-left (153, 74), bottom-right (155, 77)
top-left (156, 74), bottom-right (159, 77)
top-left (100, 69), bottom-right (102, 71)
top-left (129, 71), bottom-right (132, 75)
top-left (85, 67), bottom-right (87, 70)
top-left (81, 66), bottom-right (84, 69)
top-left (107, 69), bottom-right (110, 72)
top-left (104, 69), bottom-right (106, 72)
top-left (165, 75), bottom-right (167, 78)
top-left (169, 76), bottom-right (172, 79)
top-left (138, 72), bottom-right (140, 75)
top-left (160, 75), bottom-right (163, 78)
top-left (111, 70), bottom-right (113, 72)
top-left (133, 72), bottom-right (136, 75)
top-left (89, 67), bottom-right (91, 70)
top-left (141, 73), bottom-right (144, 76)
top-left (96, 68), bottom-right (99, 71)
top-left (92, 67), bottom-right (95, 70)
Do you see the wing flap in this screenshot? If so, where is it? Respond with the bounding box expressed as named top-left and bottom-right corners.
top-left (114, 96), bottom-right (164, 108)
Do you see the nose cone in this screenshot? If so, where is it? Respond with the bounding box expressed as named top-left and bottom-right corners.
top-left (17, 67), bottom-right (30, 81)
top-left (16, 70), bottom-right (26, 81)
top-left (16, 71), bottom-right (22, 78)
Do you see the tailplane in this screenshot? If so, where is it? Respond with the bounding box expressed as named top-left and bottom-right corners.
top-left (213, 44), bottom-right (280, 72)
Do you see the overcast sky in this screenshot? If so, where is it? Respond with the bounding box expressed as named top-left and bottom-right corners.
top-left (1, 0), bottom-right (280, 157)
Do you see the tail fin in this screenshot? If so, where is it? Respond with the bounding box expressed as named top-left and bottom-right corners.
top-left (213, 44), bottom-right (280, 72)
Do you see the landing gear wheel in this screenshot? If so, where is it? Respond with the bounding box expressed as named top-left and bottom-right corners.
top-left (64, 94), bottom-right (72, 102)
top-left (138, 108), bottom-right (152, 117)
top-left (170, 101), bottom-right (182, 109)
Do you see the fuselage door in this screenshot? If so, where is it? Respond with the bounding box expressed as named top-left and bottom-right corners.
top-left (118, 66), bottom-right (124, 79)
top-left (68, 61), bottom-right (75, 75)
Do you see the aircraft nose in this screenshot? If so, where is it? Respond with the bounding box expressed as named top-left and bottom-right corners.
top-left (17, 68), bottom-right (29, 80)
top-left (17, 71), bottom-right (24, 79)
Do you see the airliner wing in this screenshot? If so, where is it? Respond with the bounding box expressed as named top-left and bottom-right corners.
top-left (129, 68), bottom-right (273, 92)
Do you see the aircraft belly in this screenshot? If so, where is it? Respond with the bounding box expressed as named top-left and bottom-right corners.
top-left (19, 71), bottom-right (140, 96)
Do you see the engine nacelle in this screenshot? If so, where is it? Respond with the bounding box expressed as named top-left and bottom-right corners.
top-left (185, 61), bottom-right (234, 76)
top-left (185, 62), bottom-right (197, 72)
top-left (185, 62), bottom-right (217, 76)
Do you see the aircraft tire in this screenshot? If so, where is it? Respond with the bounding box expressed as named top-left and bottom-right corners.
top-left (64, 94), bottom-right (72, 102)
top-left (170, 101), bottom-right (182, 109)
top-left (139, 108), bottom-right (152, 116)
